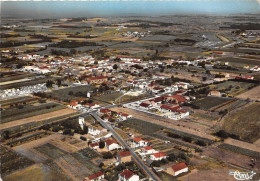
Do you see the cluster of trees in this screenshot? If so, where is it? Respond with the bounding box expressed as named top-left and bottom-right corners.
top-left (166, 132), bottom-right (207, 146)
top-left (215, 130), bottom-right (240, 140)
top-left (49, 40), bottom-right (101, 48)
top-left (151, 152), bottom-right (190, 167)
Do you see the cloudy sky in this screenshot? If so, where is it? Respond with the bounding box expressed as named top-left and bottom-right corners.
top-left (1, 0), bottom-right (260, 18)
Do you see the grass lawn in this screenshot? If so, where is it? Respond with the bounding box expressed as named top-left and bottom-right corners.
top-left (193, 96), bottom-right (231, 110)
top-left (222, 102), bottom-right (260, 143)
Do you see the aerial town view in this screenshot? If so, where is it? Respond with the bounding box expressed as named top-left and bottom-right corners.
top-left (0, 1), bottom-right (260, 181)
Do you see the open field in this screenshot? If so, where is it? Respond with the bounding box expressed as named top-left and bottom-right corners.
top-left (203, 147), bottom-right (255, 170)
top-left (1, 102), bottom-right (65, 123)
top-left (0, 96), bottom-right (37, 107)
top-left (218, 143), bottom-right (260, 159)
top-left (3, 162), bottom-right (71, 181)
top-left (0, 145), bottom-right (35, 177)
top-left (210, 81), bottom-right (256, 96)
top-left (214, 99), bottom-right (248, 112)
top-left (2, 112), bottom-right (79, 135)
top-left (7, 131), bottom-right (51, 147)
top-left (47, 85), bottom-right (94, 101)
top-left (34, 143), bottom-right (68, 159)
top-left (0, 108), bottom-right (77, 130)
top-left (93, 92), bottom-right (123, 103)
top-left (181, 168), bottom-right (235, 181)
top-left (222, 102), bottom-right (260, 143)
top-left (216, 56), bottom-right (260, 66)
top-left (0, 72), bottom-right (34, 83)
top-left (0, 77), bottom-right (56, 90)
top-left (236, 85), bottom-right (260, 101)
top-left (193, 96), bottom-right (232, 110)
top-left (112, 107), bottom-right (215, 141)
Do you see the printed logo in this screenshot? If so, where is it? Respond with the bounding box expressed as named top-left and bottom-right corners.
top-left (229, 170), bottom-right (256, 180)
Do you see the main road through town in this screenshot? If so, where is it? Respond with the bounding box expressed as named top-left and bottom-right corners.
top-left (90, 112), bottom-right (161, 181)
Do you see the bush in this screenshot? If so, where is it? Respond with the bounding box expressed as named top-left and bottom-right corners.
top-left (63, 129), bottom-right (72, 135)
top-left (103, 152), bottom-right (113, 159)
top-left (80, 136), bottom-right (87, 141)
top-left (182, 136), bottom-right (192, 143)
top-left (195, 140), bottom-right (206, 146)
top-left (99, 141), bottom-right (105, 149)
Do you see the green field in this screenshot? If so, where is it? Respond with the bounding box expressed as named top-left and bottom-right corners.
top-left (222, 102), bottom-right (260, 143)
top-left (1, 102), bottom-right (65, 123)
top-left (193, 96), bottom-right (232, 110)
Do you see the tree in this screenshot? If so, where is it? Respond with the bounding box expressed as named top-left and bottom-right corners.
top-left (3, 130), bottom-right (10, 140)
top-left (99, 162), bottom-right (104, 168)
top-left (80, 136), bottom-right (87, 141)
top-left (202, 77), bottom-right (207, 81)
top-left (57, 79), bottom-right (62, 87)
top-left (216, 130), bottom-right (229, 139)
top-left (167, 153), bottom-right (176, 161)
top-left (82, 125), bottom-right (88, 134)
top-left (182, 136), bottom-right (192, 143)
top-left (99, 141), bottom-right (105, 149)
top-left (70, 49), bottom-right (77, 54)
top-left (94, 60), bottom-right (98, 64)
top-left (113, 64), bottom-right (118, 70)
top-left (46, 80), bottom-right (54, 88)
top-left (68, 91), bottom-right (73, 95)
top-left (195, 140), bottom-right (206, 146)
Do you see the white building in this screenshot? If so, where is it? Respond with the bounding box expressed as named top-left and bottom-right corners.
top-left (105, 139), bottom-right (122, 151)
top-left (150, 152), bottom-right (167, 161)
top-left (131, 138), bottom-right (150, 148)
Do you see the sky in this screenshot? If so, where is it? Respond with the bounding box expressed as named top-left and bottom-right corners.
top-left (1, 0), bottom-right (260, 18)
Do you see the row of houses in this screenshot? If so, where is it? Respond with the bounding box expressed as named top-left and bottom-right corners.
top-left (99, 108), bottom-right (133, 122)
top-left (134, 94), bottom-right (189, 120)
top-left (85, 169), bottom-right (140, 181)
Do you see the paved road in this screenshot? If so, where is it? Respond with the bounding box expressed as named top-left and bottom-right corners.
top-left (90, 112), bottom-right (161, 181)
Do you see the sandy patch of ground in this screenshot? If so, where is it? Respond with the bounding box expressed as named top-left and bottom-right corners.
top-left (180, 168), bottom-right (235, 181)
top-left (203, 147), bottom-right (253, 170)
top-left (236, 85), bottom-right (260, 101)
